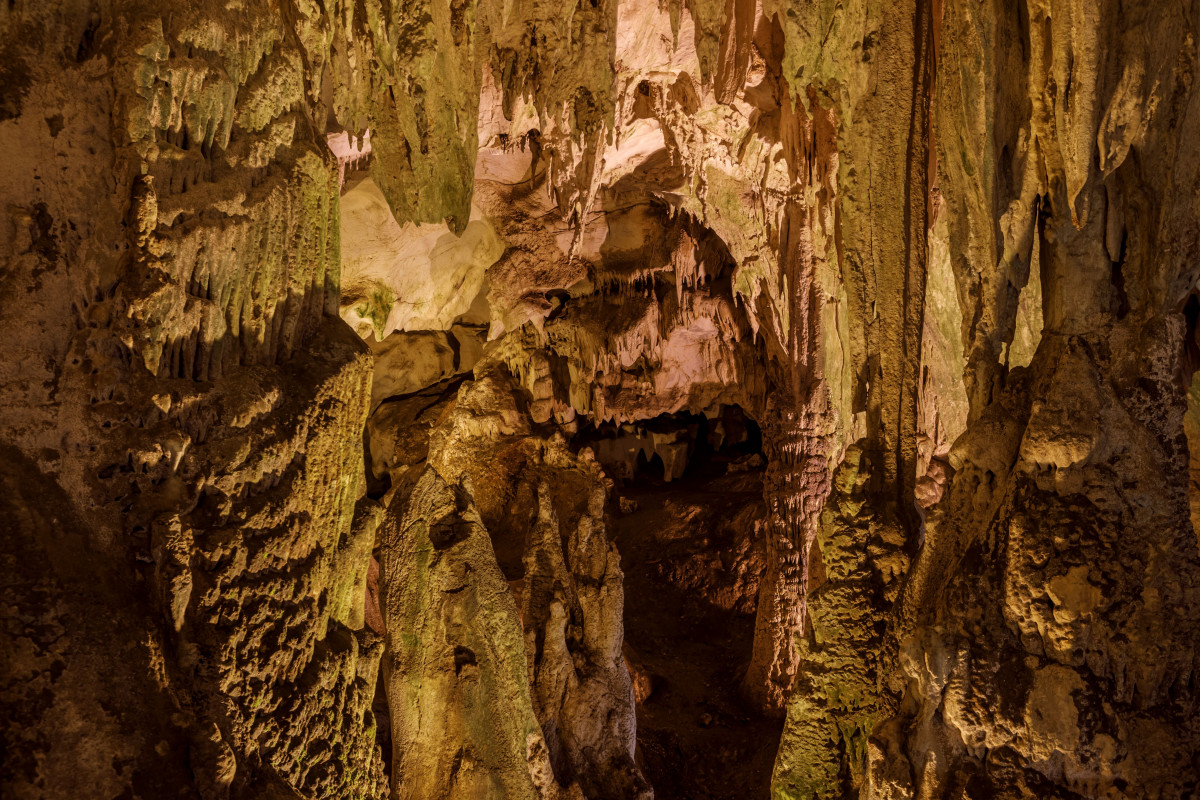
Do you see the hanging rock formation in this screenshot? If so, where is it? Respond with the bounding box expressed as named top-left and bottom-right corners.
top-left (2, 2), bottom-right (385, 797)
top-left (3, 0), bottom-right (1200, 799)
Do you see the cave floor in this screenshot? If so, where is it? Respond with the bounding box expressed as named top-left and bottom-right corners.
top-left (610, 466), bottom-right (782, 800)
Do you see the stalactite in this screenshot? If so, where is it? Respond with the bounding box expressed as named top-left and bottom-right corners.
top-left (4, 1), bottom-right (1200, 799)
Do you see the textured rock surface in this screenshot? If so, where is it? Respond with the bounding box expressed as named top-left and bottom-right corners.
top-left (4, 0), bottom-right (1200, 798)
top-left (518, 465), bottom-right (648, 800)
top-left (380, 466), bottom-right (550, 800)
top-left (872, 3), bottom-right (1200, 798)
top-left (371, 369), bottom-right (649, 798)
top-left (0, 2), bottom-right (386, 797)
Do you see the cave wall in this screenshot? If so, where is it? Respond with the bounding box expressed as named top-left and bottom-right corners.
top-left (878, 1), bottom-right (1200, 795)
top-left (0, 2), bottom-right (385, 797)
top-left (3, 0), bottom-right (1200, 799)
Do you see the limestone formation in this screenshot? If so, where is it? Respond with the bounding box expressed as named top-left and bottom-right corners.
top-left (380, 466), bottom-right (549, 800)
top-left (2, 2), bottom-right (386, 797)
top-left (4, 0), bottom-right (1200, 799)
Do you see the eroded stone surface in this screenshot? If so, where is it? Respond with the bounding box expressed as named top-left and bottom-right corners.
top-left (5, 0), bottom-right (1200, 799)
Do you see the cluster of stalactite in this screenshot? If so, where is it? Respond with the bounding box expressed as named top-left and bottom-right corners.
top-left (3, 1), bottom-right (1200, 799)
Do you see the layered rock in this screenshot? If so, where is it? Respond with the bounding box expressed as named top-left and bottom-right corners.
top-left (771, 447), bottom-right (883, 798)
top-left (380, 466), bottom-right (553, 800)
top-left (865, 3), bottom-right (1200, 797)
top-left (519, 466), bottom-right (648, 800)
top-left (369, 368), bottom-right (649, 798)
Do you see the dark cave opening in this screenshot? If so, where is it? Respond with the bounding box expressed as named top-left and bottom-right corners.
top-left (576, 405), bottom-right (764, 486)
top-left (1181, 292), bottom-right (1200, 544)
top-left (635, 449), bottom-right (665, 480)
top-left (372, 666), bottom-right (392, 787)
top-left (608, 445), bottom-right (780, 800)
top-left (1183, 292), bottom-right (1200, 374)
top-left (572, 406), bottom-right (780, 799)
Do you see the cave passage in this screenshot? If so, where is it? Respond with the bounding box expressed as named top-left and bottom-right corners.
top-left (579, 406), bottom-right (764, 485)
top-left (604, 411), bottom-right (779, 799)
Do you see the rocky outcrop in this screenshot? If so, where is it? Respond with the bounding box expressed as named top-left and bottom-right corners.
top-left (866, 3), bottom-right (1200, 797)
top-left (368, 368), bottom-right (649, 798)
top-left (366, 328), bottom-right (483, 411)
top-left (519, 468), bottom-right (648, 800)
top-left (1, 3), bottom-right (386, 797)
top-left (149, 321), bottom-right (384, 800)
top-left (771, 446), bottom-right (903, 798)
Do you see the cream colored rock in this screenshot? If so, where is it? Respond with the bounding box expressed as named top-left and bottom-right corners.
top-left (368, 330), bottom-right (459, 409)
top-left (340, 177), bottom-right (503, 340)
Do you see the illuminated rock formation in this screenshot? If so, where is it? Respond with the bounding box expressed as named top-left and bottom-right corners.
top-left (380, 466), bottom-right (551, 800)
top-left (3, 0), bottom-right (1199, 799)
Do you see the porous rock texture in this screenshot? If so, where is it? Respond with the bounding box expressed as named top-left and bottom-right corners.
top-left (374, 369), bottom-right (648, 800)
top-left (1, 2), bottom-right (385, 797)
top-left (3, 1), bottom-right (1200, 799)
